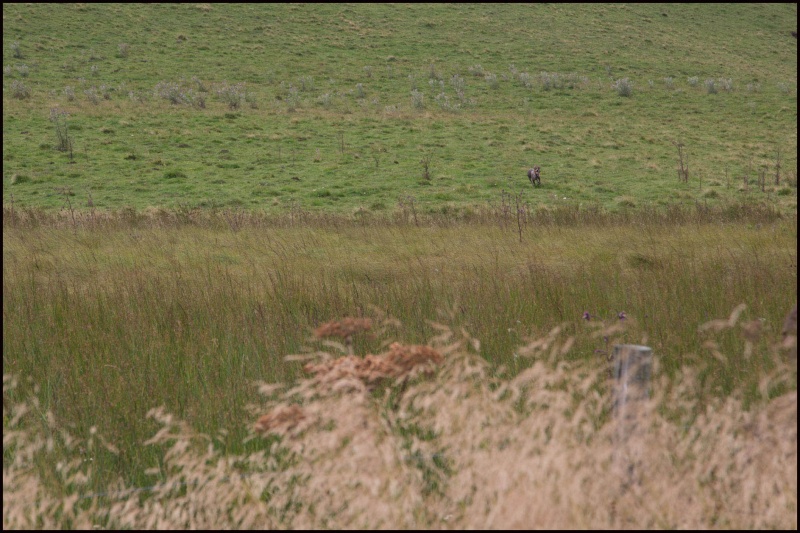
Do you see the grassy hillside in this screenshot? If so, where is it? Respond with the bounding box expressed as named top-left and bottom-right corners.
top-left (2, 3), bottom-right (797, 214)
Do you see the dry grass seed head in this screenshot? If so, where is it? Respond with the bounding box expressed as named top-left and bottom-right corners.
top-left (302, 343), bottom-right (443, 390)
top-left (313, 317), bottom-right (373, 340)
top-left (254, 404), bottom-right (306, 436)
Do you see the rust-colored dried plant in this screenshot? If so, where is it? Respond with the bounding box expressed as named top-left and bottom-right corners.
top-left (254, 404), bottom-right (306, 436)
top-left (313, 317), bottom-right (373, 341)
top-left (303, 342), bottom-right (443, 389)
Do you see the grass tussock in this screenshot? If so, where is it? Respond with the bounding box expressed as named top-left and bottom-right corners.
top-left (3, 315), bottom-right (796, 529)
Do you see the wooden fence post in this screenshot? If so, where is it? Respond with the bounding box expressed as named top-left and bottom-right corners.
top-left (611, 344), bottom-right (653, 487)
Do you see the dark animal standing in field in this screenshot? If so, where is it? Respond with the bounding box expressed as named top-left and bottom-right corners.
top-left (527, 166), bottom-right (541, 187)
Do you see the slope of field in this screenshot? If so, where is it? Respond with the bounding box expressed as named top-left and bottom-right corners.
top-left (2, 3), bottom-right (797, 213)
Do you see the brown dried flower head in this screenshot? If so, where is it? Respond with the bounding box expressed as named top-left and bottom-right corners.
top-left (303, 342), bottom-right (443, 388)
top-left (254, 404), bottom-right (306, 435)
top-left (313, 317), bottom-right (373, 341)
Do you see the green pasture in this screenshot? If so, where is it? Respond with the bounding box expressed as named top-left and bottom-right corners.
top-left (3, 3), bottom-right (797, 214)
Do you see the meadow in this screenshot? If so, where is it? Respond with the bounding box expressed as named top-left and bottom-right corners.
top-left (3, 3), bottom-right (798, 529)
top-left (2, 3), bottom-right (797, 213)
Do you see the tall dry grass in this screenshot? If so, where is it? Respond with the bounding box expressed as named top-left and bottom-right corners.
top-left (3, 205), bottom-right (796, 496)
top-left (0, 197), bottom-right (789, 232)
top-left (3, 203), bottom-right (796, 527)
top-left (4, 313), bottom-right (796, 529)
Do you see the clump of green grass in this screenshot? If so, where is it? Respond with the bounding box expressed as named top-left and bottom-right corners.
top-left (162, 169), bottom-right (187, 179)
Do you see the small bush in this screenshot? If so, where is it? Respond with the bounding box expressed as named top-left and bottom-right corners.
top-left (355, 83), bottom-right (365, 99)
top-left (718, 78), bottom-right (734, 91)
top-left (613, 77), bottom-right (633, 97)
top-left (317, 92), bottom-right (332, 109)
top-left (540, 71), bottom-right (556, 90)
top-left (450, 73), bottom-right (466, 92)
top-left (128, 90), bottom-right (148, 104)
top-left (539, 72), bottom-right (586, 91)
top-left (63, 85), bottom-right (76, 101)
top-left (117, 43), bottom-right (130, 58)
top-left (191, 76), bottom-right (208, 93)
top-left (193, 93), bottom-right (206, 109)
top-left (428, 62), bottom-right (441, 81)
top-left (704, 78), bottom-right (718, 94)
top-left (215, 81), bottom-right (247, 110)
top-left (49, 108), bottom-right (73, 153)
top-left (11, 40), bottom-right (22, 59)
top-left (484, 72), bottom-right (498, 89)
top-left (410, 89), bottom-right (424, 109)
top-left (663, 76), bottom-right (675, 89)
top-left (285, 86), bottom-right (300, 111)
top-left (10, 79), bottom-right (31, 99)
top-left (84, 86), bottom-right (100, 105)
top-left (434, 92), bottom-right (460, 112)
top-left (468, 64), bottom-right (484, 77)
top-left (299, 75), bottom-right (314, 91)
top-left (687, 76), bottom-right (699, 87)
top-left (155, 80), bottom-right (196, 105)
